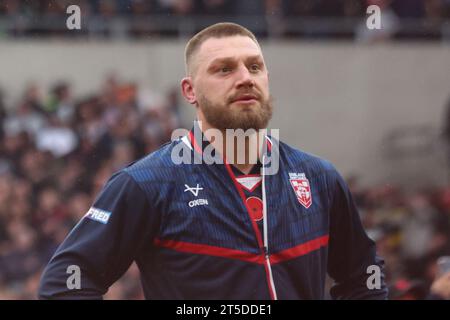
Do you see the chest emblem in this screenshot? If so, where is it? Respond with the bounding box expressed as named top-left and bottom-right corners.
top-left (289, 173), bottom-right (312, 209)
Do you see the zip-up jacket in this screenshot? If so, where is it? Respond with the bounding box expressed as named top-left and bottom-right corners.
top-left (38, 125), bottom-right (388, 300)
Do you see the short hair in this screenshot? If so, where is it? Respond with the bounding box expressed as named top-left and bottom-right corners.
top-left (184, 22), bottom-right (260, 76)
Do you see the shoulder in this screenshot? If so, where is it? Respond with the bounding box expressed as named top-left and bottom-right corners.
top-left (110, 138), bottom-right (193, 200)
top-left (275, 138), bottom-right (339, 179)
top-left (122, 138), bottom-right (185, 181)
top-left (276, 139), bottom-right (351, 204)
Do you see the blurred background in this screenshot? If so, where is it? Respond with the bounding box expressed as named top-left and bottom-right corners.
top-left (0, 0), bottom-right (449, 300)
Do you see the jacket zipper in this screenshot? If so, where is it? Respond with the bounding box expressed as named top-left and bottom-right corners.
top-left (187, 128), bottom-right (278, 299)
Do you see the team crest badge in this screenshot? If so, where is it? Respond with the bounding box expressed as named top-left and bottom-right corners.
top-left (289, 173), bottom-right (312, 209)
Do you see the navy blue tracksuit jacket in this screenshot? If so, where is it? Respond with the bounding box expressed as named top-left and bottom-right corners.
top-left (38, 125), bottom-right (388, 299)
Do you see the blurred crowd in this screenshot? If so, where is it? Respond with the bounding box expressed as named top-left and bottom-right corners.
top-left (0, 76), bottom-right (181, 299)
top-left (0, 77), bottom-right (449, 299)
top-left (348, 177), bottom-right (450, 299)
top-left (0, 0), bottom-right (447, 19)
top-left (0, 0), bottom-right (449, 40)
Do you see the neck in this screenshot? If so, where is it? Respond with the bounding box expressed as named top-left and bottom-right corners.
top-left (197, 117), bottom-right (265, 175)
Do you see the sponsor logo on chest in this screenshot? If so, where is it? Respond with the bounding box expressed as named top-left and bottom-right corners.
top-left (184, 183), bottom-right (209, 207)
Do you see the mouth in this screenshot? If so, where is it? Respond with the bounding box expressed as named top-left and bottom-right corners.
top-left (231, 94), bottom-right (259, 105)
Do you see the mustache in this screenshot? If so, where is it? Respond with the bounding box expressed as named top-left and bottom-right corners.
top-left (227, 90), bottom-right (262, 103)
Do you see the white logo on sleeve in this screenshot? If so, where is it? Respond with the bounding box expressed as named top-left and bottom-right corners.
top-left (85, 207), bottom-right (111, 224)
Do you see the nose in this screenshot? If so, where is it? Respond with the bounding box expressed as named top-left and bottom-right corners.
top-left (235, 64), bottom-right (255, 89)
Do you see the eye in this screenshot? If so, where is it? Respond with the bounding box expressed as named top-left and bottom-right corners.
top-left (250, 64), bottom-right (261, 72)
top-left (219, 66), bottom-right (232, 73)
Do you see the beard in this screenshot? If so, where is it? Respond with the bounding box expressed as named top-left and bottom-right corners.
top-left (198, 92), bottom-right (273, 131)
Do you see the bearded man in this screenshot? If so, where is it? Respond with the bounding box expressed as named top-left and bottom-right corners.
top-left (39, 23), bottom-right (387, 300)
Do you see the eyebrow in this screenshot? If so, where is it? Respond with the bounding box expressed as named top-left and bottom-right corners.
top-left (207, 55), bottom-right (264, 70)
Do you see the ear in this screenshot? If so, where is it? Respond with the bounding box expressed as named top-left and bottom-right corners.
top-left (181, 77), bottom-right (197, 105)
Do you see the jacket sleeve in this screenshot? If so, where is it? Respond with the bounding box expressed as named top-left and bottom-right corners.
top-left (38, 171), bottom-right (158, 299)
top-left (326, 168), bottom-right (388, 300)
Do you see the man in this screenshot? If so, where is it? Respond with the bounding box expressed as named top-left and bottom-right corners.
top-left (39, 22), bottom-right (387, 299)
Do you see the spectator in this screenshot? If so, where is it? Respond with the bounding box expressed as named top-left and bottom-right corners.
top-left (444, 97), bottom-right (450, 173)
top-left (430, 271), bottom-right (450, 300)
